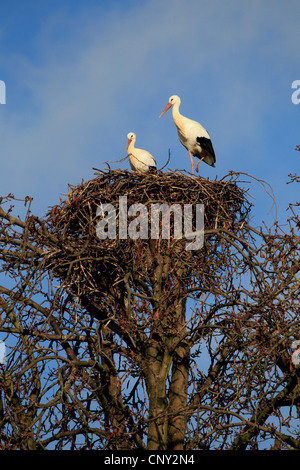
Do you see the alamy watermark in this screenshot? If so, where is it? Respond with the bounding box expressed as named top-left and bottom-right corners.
top-left (0, 80), bottom-right (6, 104)
top-left (291, 80), bottom-right (300, 105)
top-left (0, 341), bottom-right (5, 365)
top-left (291, 340), bottom-right (300, 366)
top-left (96, 196), bottom-right (204, 250)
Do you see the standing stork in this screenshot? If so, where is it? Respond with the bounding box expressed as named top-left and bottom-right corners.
top-left (126, 132), bottom-right (157, 173)
top-left (159, 95), bottom-right (216, 175)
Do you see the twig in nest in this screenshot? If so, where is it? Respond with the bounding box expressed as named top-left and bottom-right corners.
top-left (159, 149), bottom-right (172, 171)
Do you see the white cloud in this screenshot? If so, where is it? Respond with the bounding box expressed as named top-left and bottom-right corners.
top-left (0, 0), bottom-right (299, 217)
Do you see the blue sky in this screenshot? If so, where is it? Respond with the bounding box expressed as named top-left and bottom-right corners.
top-left (0, 0), bottom-right (299, 228)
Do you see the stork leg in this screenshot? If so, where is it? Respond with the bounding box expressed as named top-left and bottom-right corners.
top-left (189, 152), bottom-right (194, 175)
top-left (195, 156), bottom-right (205, 173)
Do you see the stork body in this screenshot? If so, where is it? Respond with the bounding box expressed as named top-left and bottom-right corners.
top-left (126, 132), bottom-right (156, 173)
top-left (159, 95), bottom-right (216, 174)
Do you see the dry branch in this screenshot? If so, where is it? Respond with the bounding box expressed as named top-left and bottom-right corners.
top-left (40, 169), bottom-right (251, 323)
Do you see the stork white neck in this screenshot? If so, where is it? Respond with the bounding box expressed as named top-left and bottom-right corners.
top-left (171, 98), bottom-right (185, 134)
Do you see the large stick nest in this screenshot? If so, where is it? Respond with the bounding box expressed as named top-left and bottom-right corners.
top-left (43, 170), bottom-right (252, 309)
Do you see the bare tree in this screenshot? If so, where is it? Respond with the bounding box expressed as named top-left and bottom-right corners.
top-left (0, 169), bottom-right (299, 450)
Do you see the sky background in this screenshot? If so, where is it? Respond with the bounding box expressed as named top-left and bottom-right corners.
top-left (0, 2), bottom-right (299, 447)
top-left (0, 0), bottom-right (299, 229)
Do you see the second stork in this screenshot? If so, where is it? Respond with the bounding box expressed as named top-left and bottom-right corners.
top-left (159, 95), bottom-right (216, 175)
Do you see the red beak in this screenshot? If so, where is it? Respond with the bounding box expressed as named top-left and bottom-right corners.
top-left (126, 138), bottom-right (131, 151)
top-left (159, 102), bottom-right (172, 118)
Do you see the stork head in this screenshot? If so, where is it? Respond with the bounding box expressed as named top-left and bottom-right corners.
top-left (126, 132), bottom-right (136, 150)
top-left (159, 95), bottom-right (181, 118)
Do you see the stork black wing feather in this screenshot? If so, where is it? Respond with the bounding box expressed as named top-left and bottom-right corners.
top-left (196, 137), bottom-right (215, 158)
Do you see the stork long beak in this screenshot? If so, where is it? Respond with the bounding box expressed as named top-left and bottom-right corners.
top-left (126, 138), bottom-right (131, 151)
top-left (159, 102), bottom-right (172, 118)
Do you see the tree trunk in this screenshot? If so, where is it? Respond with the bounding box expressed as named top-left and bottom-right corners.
top-left (167, 337), bottom-right (189, 450)
top-left (145, 338), bottom-right (172, 450)
top-left (144, 246), bottom-right (189, 449)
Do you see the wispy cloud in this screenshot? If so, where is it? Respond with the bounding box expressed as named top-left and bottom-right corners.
top-left (0, 0), bottom-right (299, 221)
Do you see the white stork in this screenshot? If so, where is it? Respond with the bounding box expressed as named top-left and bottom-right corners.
top-left (159, 95), bottom-right (216, 175)
top-left (126, 132), bottom-right (157, 173)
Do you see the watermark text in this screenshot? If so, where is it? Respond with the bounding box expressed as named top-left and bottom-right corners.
top-left (96, 196), bottom-right (204, 250)
top-left (0, 341), bottom-right (5, 364)
top-left (0, 80), bottom-right (6, 104)
top-left (291, 80), bottom-right (300, 105)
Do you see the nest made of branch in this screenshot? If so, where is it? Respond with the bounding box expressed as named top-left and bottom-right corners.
top-left (41, 169), bottom-right (251, 300)
top-left (48, 169), bottom-right (250, 233)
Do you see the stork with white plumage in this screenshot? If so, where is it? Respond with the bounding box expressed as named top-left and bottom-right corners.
top-left (159, 95), bottom-right (216, 175)
top-left (126, 132), bottom-right (157, 173)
